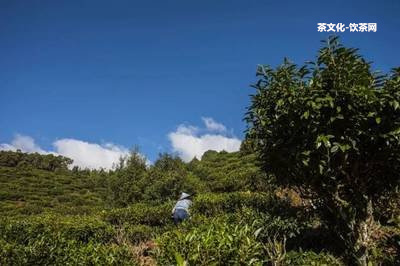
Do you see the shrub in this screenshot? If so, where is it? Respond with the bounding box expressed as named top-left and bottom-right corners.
top-left (103, 202), bottom-right (173, 226)
top-left (284, 250), bottom-right (343, 265)
top-left (118, 224), bottom-right (157, 244)
top-left (0, 238), bottom-right (135, 265)
top-left (0, 214), bottom-right (115, 245)
top-left (154, 218), bottom-right (264, 265)
top-left (192, 192), bottom-right (286, 216)
top-left (245, 36), bottom-right (400, 264)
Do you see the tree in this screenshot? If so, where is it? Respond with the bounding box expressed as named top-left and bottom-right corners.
top-left (245, 36), bottom-right (400, 265)
top-left (144, 153), bottom-right (204, 201)
top-left (0, 150), bottom-right (73, 171)
top-left (109, 148), bottom-right (148, 206)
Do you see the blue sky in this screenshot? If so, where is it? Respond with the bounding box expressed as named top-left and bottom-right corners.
top-left (1, 0), bottom-right (399, 168)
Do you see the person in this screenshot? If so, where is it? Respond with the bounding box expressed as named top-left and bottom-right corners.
top-left (172, 192), bottom-right (192, 224)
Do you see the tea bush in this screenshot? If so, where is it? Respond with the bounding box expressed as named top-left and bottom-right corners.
top-left (119, 224), bottom-right (157, 244)
top-left (0, 238), bottom-right (135, 265)
top-left (103, 202), bottom-right (173, 226)
top-left (192, 192), bottom-right (285, 216)
top-left (154, 218), bottom-right (265, 265)
top-left (283, 251), bottom-right (343, 265)
top-left (0, 214), bottom-right (115, 245)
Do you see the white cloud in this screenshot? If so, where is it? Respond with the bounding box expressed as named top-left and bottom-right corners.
top-left (176, 124), bottom-right (199, 135)
top-left (202, 117), bottom-right (227, 133)
top-left (0, 134), bottom-right (130, 170)
top-left (0, 134), bottom-right (46, 153)
top-left (53, 139), bottom-right (129, 170)
top-left (168, 118), bottom-right (241, 162)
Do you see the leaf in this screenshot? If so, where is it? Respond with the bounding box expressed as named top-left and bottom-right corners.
top-left (394, 100), bottom-right (399, 110)
top-left (174, 252), bottom-right (187, 266)
top-left (254, 227), bottom-right (263, 238)
top-left (316, 141), bottom-right (322, 149)
top-left (331, 145), bottom-right (339, 153)
top-left (376, 117), bottom-right (381, 124)
top-left (339, 144), bottom-right (351, 152)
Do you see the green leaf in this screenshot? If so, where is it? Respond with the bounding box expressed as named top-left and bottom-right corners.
top-left (331, 145), bottom-right (339, 153)
top-left (319, 164), bottom-right (323, 175)
top-left (376, 117), bottom-right (381, 124)
top-left (316, 142), bottom-right (322, 149)
top-left (254, 227), bottom-right (263, 238)
top-left (175, 252), bottom-right (187, 266)
top-left (394, 100), bottom-right (399, 110)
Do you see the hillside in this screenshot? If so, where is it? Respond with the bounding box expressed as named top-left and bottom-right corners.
top-left (0, 150), bottom-right (399, 265)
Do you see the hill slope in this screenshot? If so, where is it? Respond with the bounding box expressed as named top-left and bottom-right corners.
top-left (0, 150), bottom-right (398, 265)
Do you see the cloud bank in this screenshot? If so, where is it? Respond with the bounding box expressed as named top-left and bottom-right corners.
top-left (0, 134), bottom-right (46, 154)
top-left (168, 118), bottom-right (241, 162)
top-left (0, 134), bottom-right (129, 170)
top-left (1, 117), bottom-right (240, 167)
top-left (53, 139), bottom-right (129, 170)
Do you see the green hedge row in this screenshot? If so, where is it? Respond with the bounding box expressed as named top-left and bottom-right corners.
top-left (154, 215), bottom-right (342, 265)
top-left (191, 192), bottom-right (287, 216)
top-left (0, 214), bottom-right (114, 245)
top-left (0, 238), bottom-right (135, 266)
top-left (102, 202), bottom-right (173, 226)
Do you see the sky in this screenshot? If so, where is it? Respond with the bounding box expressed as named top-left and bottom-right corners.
top-left (1, 0), bottom-right (399, 169)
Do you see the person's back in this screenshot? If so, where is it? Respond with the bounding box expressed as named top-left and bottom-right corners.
top-left (172, 192), bottom-right (192, 224)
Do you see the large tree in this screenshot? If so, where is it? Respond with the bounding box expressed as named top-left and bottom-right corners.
top-left (245, 36), bottom-right (400, 265)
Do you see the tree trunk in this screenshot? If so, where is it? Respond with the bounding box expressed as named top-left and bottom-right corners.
top-left (353, 199), bottom-right (374, 266)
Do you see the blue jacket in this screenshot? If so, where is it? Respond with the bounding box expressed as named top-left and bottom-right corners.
top-left (172, 192), bottom-right (192, 214)
top-left (173, 199), bottom-right (192, 213)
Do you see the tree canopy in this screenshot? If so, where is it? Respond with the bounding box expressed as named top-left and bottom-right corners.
top-left (245, 36), bottom-right (400, 265)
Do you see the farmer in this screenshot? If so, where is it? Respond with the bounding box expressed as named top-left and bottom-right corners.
top-left (172, 192), bottom-right (193, 224)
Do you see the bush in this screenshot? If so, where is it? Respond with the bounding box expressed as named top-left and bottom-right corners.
top-left (245, 36), bottom-right (400, 264)
top-left (0, 238), bottom-right (135, 265)
top-left (154, 218), bottom-right (264, 265)
top-left (103, 202), bottom-right (173, 226)
top-left (284, 251), bottom-right (343, 265)
top-left (0, 214), bottom-right (115, 245)
top-left (119, 224), bottom-right (157, 244)
top-left (192, 192), bottom-right (287, 216)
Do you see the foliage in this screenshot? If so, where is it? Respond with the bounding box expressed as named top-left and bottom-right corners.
top-left (0, 166), bottom-right (107, 217)
top-left (0, 214), bottom-right (115, 245)
top-left (154, 218), bottom-right (265, 265)
top-left (189, 150), bottom-right (271, 192)
top-left (0, 150), bottom-right (72, 171)
top-left (245, 36), bottom-right (400, 264)
top-left (103, 202), bottom-right (173, 226)
top-left (192, 191), bottom-right (284, 216)
top-left (108, 149), bottom-right (148, 206)
top-left (0, 238), bottom-right (135, 266)
top-left (283, 251), bottom-right (343, 265)
top-left (0, 214), bottom-right (135, 265)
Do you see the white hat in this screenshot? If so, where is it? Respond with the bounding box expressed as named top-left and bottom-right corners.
top-left (179, 192), bottom-right (191, 200)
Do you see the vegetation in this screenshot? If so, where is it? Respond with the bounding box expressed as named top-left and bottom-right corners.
top-left (245, 36), bottom-right (400, 265)
top-left (0, 38), bottom-right (399, 265)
